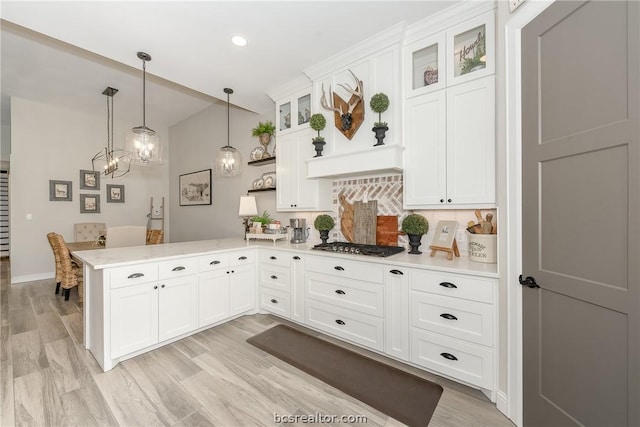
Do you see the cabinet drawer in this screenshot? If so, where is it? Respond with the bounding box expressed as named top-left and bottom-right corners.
top-left (260, 288), bottom-right (290, 318)
top-left (305, 255), bottom-right (383, 284)
top-left (259, 250), bottom-right (291, 268)
top-left (411, 270), bottom-right (495, 303)
top-left (411, 329), bottom-right (494, 390)
top-left (260, 265), bottom-right (291, 292)
top-left (198, 253), bottom-right (230, 272)
top-left (306, 271), bottom-right (384, 317)
top-left (411, 292), bottom-right (493, 346)
top-left (158, 258), bottom-right (198, 280)
top-left (108, 263), bottom-right (158, 289)
top-left (306, 300), bottom-right (384, 352)
top-left (229, 251), bottom-right (256, 265)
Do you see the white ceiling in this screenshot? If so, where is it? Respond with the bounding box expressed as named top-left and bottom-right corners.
top-left (1, 1), bottom-right (455, 127)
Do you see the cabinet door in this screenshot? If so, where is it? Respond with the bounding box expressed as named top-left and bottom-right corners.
top-left (446, 11), bottom-right (495, 86)
top-left (158, 275), bottom-right (198, 342)
top-left (276, 131), bottom-right (298, 210)
top-left (229, 264), bottom-right (256, 316)
top-left (199, 268), bottom-right (229, 327)
top-left (290, 254), bottom-right (305, 322)
top-left (404, 33), bottom-right (446, 98)
top-left (446, 76), bottom-right (495, 205)
top-left (384, 267), bottom-right (410, 361)
top-left (404, 90), bottom-right (447, 208)
top-left (111, 282), bottom-right (158, 358)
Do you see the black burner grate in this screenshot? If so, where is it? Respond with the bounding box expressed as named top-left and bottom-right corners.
top-left (312, 242), bottom-right (404, 257)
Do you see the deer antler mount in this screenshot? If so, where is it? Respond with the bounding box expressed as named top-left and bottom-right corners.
top-left (321, 70), bottom-right (364, 140)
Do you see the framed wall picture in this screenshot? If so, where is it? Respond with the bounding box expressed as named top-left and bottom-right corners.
top-left (80, 169), bottom-right (100, 190)
top-left (179, 169), bottom-right (212, 206)
top-left (80, 194), bottom-right (100, 213)
top-left (431, 220), bottom-right (459, 249)
top-left (106, 184), bottom-right (125, 203)
top-left (49, 180), bottom-right (72, 201)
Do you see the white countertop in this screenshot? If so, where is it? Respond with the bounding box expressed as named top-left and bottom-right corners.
top-left (73, 238), bottom-right (498, 278)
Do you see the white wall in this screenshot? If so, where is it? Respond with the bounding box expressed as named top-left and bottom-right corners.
top-left (10, 97), bottom-right (169, 283)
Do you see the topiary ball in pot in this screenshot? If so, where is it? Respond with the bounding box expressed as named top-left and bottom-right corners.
top-left (401, 214), bottom-right (429, 254)
top-left (369, 92), bottom-right (390, 146)
top-left (309, 113), bottom-right (327, 157)
top-left (314, 214), bottom-right (335, 244)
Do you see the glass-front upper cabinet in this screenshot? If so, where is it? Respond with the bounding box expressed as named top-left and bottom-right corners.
top-left (404, 33), bottom-right (445, 98)
top-left (276, 87), bottom-right (311, 135)
top-left (446, 11), bottom-right (495, 85)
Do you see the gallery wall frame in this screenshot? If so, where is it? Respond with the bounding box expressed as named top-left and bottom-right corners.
top-left (179, 169), bottom-right (212, 206)
top-left (106, 184), bottom-right (125, 203)
top-left (49, 180), bottom-right (72, 201)
top-left (80, 169), bottom-right (100, 190)
top-left (80, 194), bottom-right (100, 213)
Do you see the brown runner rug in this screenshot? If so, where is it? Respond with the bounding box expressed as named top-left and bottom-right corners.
top-left (247, 324), bottom-right (443, 426)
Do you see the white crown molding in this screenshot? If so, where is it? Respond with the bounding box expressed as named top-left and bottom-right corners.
top-left (404, 1), bottom-right (496, 45)
top-left (267, 74), bottom-right (312, 103)
top-left (304, 22), bottom-right (406, 81)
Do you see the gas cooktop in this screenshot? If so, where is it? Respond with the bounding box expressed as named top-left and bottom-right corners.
top-left (311, 242), bottom-right (405, 257)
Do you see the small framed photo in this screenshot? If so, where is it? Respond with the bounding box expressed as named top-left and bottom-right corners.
top-left (80, 194), bottom-right (100, 213)
top-left (432, 220), bottom-right (459, 249)
top-left (106, 184), bottom-right (125, 203)
top-left (179, 169), bottom-right (212, 206)
top-left (49, 180), bottom-right (72, 201)
top-left (80, 169), bottom-right (100, 190)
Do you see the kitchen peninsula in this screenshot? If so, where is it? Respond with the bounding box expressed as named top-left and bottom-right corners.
top-left (74, 237), bottom-right (499, 399)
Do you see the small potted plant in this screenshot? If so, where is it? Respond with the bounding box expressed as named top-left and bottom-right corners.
top-left (251, 210), bottom-right (272, 232)
top-left (401, 213), bottom-right (429, 254)
top-left (369, 92), bottom-right (390, 146)
top-left (251, 121), bottom-right (276, 157)
top-left (313, 214), bottom-right (335, 244)
top-left (309, 113), bottom-right (327, 157)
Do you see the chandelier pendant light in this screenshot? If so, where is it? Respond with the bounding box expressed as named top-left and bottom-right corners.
top-left (126, 51), bottom-right (162, 165)
top-left (92, 87), bottom-right (131, 178)
top-left (215, 88), bottom-right (242, 177)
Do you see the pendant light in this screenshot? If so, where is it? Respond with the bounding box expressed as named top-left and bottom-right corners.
top-left (125, 51), bottom-right (162, 165)
top-left (92, 87), bottom-right (131, 178)
top-left (215, 88), bottom-right (242, 177)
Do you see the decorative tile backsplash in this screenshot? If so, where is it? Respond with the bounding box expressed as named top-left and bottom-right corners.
top-left (308, 173), bottom-right (496, 255)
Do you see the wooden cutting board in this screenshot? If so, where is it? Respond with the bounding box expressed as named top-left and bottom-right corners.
top-left (353, 200), bottom-right (377, 245)
top-left (376, 216), bottom-right (400, 246)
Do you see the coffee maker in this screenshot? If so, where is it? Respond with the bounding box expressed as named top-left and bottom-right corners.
top-left (289, 218), bottom-right (309, 243)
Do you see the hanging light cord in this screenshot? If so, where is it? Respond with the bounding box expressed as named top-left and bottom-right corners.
top-left (142, 57), bottom-right (146, 129)
top-left (226, 90), bottom-right (230, 148)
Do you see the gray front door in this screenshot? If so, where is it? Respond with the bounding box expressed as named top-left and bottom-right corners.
top-left (521, 1), bottom-right (639, 426)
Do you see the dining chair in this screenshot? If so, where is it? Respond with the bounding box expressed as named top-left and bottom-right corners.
top-left (147, 229), bottom-right (164, 245)
top-left (46, 232), bottom-right (63, 295)
top-left (74, 222), bottom-right (106, 242)
top-left (52, 233), bottom-right (83, 301)
top-left (105, 225), bottom-right (147, 248)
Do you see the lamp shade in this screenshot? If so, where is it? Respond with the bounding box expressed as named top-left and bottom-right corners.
top-left (238, 196), bottom-right (257, 216)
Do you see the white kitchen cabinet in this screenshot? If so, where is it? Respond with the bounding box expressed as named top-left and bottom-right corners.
top-left (384, 267), bottom-right (410, 362)
top-left (404, 75), bottom-right (495, 208)
top-left (110, 280), bottom-right (159, 358)
top-left (276, 87), bottom-right (311, 135)
top-left (404, 33), bottom-right (446, 98)
top-left (290, 254), bottom-right (305, 322)
top-left (276, 128), bottom-right (332, 211)
top-left (229, 264), bottom-right (256, 316)
top-left (158, 274), bottom-right (198, 342)
top-left (446, 11), bottom-right (495, 86)
top-left (198, 268), bottom-right (229, 327)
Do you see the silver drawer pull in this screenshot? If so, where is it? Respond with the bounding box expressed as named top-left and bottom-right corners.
top-left (334, 266), bottom-right (345, 271)
top-left (439, 282), bottom-right (457, 289)
top-left (440, 352), bottom-right (458, 361)
top-left (335, 289), bottom-right (346, 295)
top-left (270, 299), bottom-right (278, 304)
top-left (270, 275), bottom-right (278, 280)
top-left (171, 266), bottom-right (186, 272)
top-left (390, 269), bottom-right (404, 275)
top-left (335, 319), bottom-right (345, 326)
top-left (270, 256), bottom-right (277, 260)
top-left (440, 313), bottom-right (458, 321)
top-left (209, 260), bottom-right (221, 265)
top-left (127, 273), bottom-right (144, 279)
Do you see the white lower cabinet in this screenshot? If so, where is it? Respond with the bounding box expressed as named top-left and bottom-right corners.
top-left (384, 267), bottom-right (410, 362)
top-left (229, 264), bottom-right (256, 316)
top-left (198, 268), bottom-right (230, 327)
top-left (158, 275), bottom-right (198, 342)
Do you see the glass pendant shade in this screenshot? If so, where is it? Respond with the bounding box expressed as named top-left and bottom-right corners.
top-left (215, 87), bottom-right (242, 177)
top-left (126, 125), bottom-right (162, 164)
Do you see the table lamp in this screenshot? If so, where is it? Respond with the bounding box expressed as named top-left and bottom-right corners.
top-left (238, 196), bottom-right (258, 237)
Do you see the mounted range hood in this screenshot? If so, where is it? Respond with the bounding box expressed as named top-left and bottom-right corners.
top-left (306, 145), bottom-right (403, 179)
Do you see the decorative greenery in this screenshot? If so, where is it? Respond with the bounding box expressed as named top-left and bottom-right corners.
top-left (370, 93), bottom-right (390, 127)
top-left (313, 214), bottom-right (335, 231)
top-left (251, 121), bottom-right (276, 137)
top-left (401, 214), bottom-right (429, 236)
top-left (309, 113), bottom-right (327, 142)
top-left (460, 42), bottom-right (486, 75)
top-left (251, 210), bottom-right (272, 226)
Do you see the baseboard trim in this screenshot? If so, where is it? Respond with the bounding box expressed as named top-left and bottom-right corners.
top-left (12, 272), bottom-right (54, 284)
top-left (496, 389), bottom-right (509, 417)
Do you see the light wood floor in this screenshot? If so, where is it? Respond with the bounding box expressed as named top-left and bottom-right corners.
top-left (0, 259), bottom-right (514, 426)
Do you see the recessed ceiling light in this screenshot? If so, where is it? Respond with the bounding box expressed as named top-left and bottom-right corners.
top-left (232, 36), bottom-right (247, 47)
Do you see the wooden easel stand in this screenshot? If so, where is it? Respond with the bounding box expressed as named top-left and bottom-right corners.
top-left (429, 238), bottom-right (460, 260)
